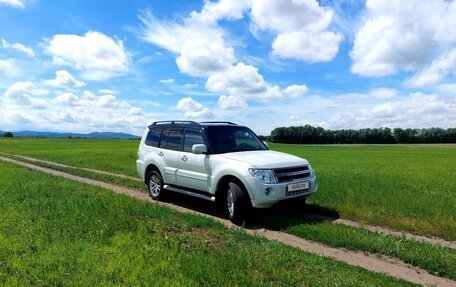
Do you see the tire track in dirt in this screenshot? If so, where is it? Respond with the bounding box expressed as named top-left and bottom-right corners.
top-left (0, 152), bottom-right (141, 181)
top-left (1, 156), bottom-right (454, 287)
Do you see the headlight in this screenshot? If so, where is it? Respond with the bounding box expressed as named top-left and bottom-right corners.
top-left (249, 168), bottom-right (276, 184)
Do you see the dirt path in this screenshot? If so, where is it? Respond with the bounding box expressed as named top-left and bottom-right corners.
top-left (306, 213), bottom-right (456, 250)
top-left (1, 156), bottom-right (454, 287)
top-left (4, 152), bottom-right (455, 250)
top-left (0, 152), bottom-right (141, 181)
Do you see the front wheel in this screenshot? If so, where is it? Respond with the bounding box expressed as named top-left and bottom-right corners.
top-left (147, 170), bottom-right (164, 200)
top-left (226, 182), bottom-right (250, 225)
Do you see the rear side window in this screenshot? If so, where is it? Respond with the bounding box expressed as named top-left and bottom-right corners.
top-left (159, 129), bottom-right (183, 151)
top-left (167, 130), bottom-right (183, 151)
top-left (183, 129), bottom-right (205, 152)
top-left (145, 127), bottom-right (161, 147)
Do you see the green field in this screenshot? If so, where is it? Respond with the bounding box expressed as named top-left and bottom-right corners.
top-left (1, 138), bottom-right (455, 240)
top-left (0, 161), bottom-right (415, 286)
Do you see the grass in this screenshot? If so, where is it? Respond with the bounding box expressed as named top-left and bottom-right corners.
top-left (255, 207), bottom-right (456, 280)
top-left (2, 151), bottom-right (456, 280)
top-left (269, 143), bottom-right (456, 241)
top-left (0, 138), bottom-right (138, 176)
top-left (0, 161), bottom-right (415, 286)
top-left (1, 138), bottom-right (455, 240)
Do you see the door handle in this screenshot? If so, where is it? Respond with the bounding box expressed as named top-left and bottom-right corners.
top-left (158, 151), bottom-right (164, 157)
top-left (181, 155), bottom-right (188, 161)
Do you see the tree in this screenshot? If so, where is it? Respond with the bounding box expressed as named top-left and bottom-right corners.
top-left (2, 132), bottom-right (13, 138)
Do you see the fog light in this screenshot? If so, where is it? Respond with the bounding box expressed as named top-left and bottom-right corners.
top-left (265, 187), bottom-right (272, 195)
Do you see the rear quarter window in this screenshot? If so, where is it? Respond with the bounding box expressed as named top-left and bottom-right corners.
top-left (145, 127), bottom-right (162, 147)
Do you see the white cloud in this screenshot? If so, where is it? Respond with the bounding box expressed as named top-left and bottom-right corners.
top-left (176, 38), bottom-right (235, 76)
top-left (0, 0), bottom-right (24, 9)
top-left (284, 84), bottom-right (309, 98)
top-left (218, 95), bottom-right (248, 110)
top-left (44, 31), bottom-right (131, 81)
top-left (176, 97), bottom-right (214, 119)
top-left (189, 0), bottom-right (251, 24)
top-left (404, 49), bottom-right (456, 88)
top-left (250, 0), bottom-right (342, 62)
top-left (45, 70), bottom-right (85, 88)
top-left (3, 81), bottom-right (47, 105)
top-left (351, 0), bottom-right (456, 78)
top-left (289, 115), bottom-right (300, 120)
top-left (139, 10), bottom-right (235, 77)
top-left (98, 89), bottom-right (115, 94)
top-left (97, 94), bottom-right (116, 107)
top-left (0, 59), bottom-right (20, 77)
top-left (53, 92), bottom-right (79, 105)
top-left (206, 62), bottom-right (282, 102)
top-left (158, 78), bottom-right (175, 84)
top-left (1, 38), bottom-right (34, 57)
top-left (0, 88), bottom-right (161, 135)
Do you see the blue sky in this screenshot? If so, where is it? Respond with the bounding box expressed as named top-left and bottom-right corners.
top-left (0, 0), bottom-right (455, 135)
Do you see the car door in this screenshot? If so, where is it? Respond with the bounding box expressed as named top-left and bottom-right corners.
top-left (156, 128), bottom-right (182, 185)
top-left (177, 128), bottom-right (211, 192)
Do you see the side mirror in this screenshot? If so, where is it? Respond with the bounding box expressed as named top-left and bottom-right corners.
top-left (263, 141), bottom-right (269, 147)
top-left (192, 144), bottom-right (207, 154)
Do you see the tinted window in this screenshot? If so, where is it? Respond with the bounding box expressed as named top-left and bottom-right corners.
top-left (166, 130), bottom-right (183, 151)
top-left (184, 129), bottom-right (205, 152)
top-left (145, 127), bottom-right (161, 147)
top-left (207, 126), bottom-right (267, 154)
top-left (159, 130), bottom-right (168, 149)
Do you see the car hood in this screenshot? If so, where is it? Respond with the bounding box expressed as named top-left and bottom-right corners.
top-left (219, 150), bottom-right (308, 169)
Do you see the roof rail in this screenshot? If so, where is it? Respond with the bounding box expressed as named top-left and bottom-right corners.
top-left (200, 121), bottom-right (237, 125)
top-left (149, 120), bottom-right (199, 127)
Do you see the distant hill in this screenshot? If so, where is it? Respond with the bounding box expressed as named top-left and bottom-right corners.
top-left (3, 130), bottom-right (140, 139)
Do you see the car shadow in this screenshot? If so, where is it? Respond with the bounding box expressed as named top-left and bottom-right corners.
top-left (159, 191), bottom-right (340, 231)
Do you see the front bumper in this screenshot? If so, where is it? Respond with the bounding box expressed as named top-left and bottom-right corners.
top-left (245, 175), bottom-right (318, 208)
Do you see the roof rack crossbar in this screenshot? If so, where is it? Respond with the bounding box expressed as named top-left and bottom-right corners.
top-left (150, 120), bottom-right (199, 127)
top-left (200, 121), bottom-right (237, 125)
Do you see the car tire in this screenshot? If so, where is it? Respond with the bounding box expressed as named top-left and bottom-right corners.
top-left (147, 170), bottom-right (165, 200)
top-left (226, 181), bottom-right (250, 225)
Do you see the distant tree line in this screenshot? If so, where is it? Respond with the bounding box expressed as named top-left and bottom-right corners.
top-left (265, 125), bottom-right (456, 144)
top-left (2, 132), bottom-right (13, 138)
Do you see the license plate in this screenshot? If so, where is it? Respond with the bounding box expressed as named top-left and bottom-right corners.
top-left (287, 181), bottom-right (309, 192)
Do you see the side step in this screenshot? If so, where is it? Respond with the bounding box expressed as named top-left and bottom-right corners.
top-left (163, 184), bottom-right (216, 202)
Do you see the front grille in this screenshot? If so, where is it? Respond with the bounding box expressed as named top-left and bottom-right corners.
top-left (274, 165), bottom-right (311, 183)
top-left (286, 188), bottom-right (310, 197)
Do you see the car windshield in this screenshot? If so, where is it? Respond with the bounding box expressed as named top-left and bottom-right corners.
top-left (206, 126), bottom-right (267, 154)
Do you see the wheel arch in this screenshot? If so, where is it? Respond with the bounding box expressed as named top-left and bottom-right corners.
top-left (215, 174), bottom-right (253, 205)
top-left (144, 163), bottom-right (161, 184)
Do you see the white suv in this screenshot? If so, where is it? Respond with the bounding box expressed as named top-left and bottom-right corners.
top-left (136, 121), bottom-right (318, 224)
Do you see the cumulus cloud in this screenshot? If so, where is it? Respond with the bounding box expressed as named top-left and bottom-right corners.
top-left (189, 0), bottom-right (251, 24)
top-left (44, 31), bottom-right (131, 81)
top-left (218, 95), bottom-right (248, 110)
top-left (139, 10), bottom-right (235, 77)
top-left (206, 62), bottom-right (283, 102)
top-left (404, 49), bottom-right (456, 88)
top-left (1, 38), bottom-right (35, 57)
top-left (53, 92), bottom-right (79, 105)
top-left (3, 81), bottom-right (47, 105)
top-left (176, 38), bottom-right (235, 76)
top-left (45, 70), bottom-right (85, 88)
top-left (351, 0), bottom-right (456, 79)
top-left (176, 97), bottom-right (214, 118)
top-left (250, 0), bottom-right (342, 62)
top-left (284, 84), bottom-right (309, 98)
top-left (0, 87), bottom-right (159, 135)
top-left (0, 0), bottom-right (24, 8)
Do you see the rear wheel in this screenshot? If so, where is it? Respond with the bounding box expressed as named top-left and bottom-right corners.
top-left (147, 170), bottom-right (164, 200)
top-left (226, 181), bottom-right (250, 225)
